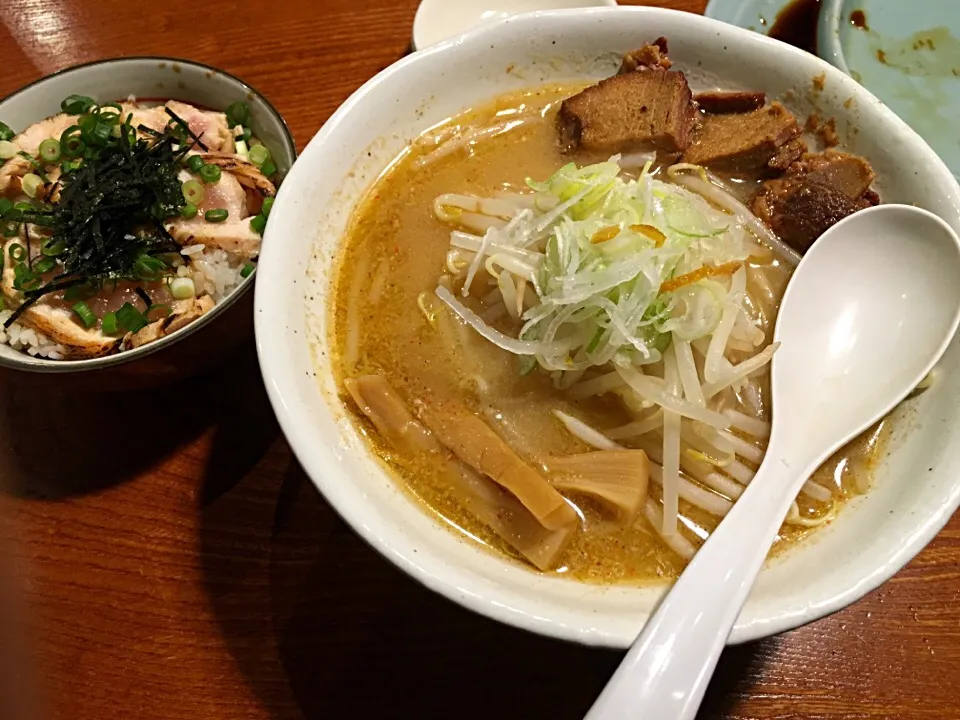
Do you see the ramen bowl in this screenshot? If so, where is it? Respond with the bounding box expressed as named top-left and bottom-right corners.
top-left (256, 6), bottom-right (960, 647)
top-left (0, 57), bottom-right (295, 390)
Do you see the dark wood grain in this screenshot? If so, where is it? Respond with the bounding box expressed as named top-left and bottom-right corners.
top-left (0, 0), bottom-right (957, 718)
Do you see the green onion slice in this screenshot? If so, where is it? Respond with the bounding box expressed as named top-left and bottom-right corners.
top-left (38, 138), bottom-right (61, 164)
top-left (226, 101), bottom-right (250, 127)
top-left (72, 300), bottom-right (97, 328)
top-left (199, 163), bottom-right (221, 184)
top-left (0, 121), bottom-right (13, 142)
top-left (204, 208), bottom-right (228, 223)
top-left (101, 311), bottom-right (119, 335)
top-left (116, 302), bottom-right (148, 333)
top-left (248, 144), bottom-right (270, 167)
top-left (61, 94), bottom-right (96, 114)
top-left (182, 179), bottom-right (205, 206)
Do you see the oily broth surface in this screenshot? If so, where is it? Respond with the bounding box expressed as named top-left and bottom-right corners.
top-left (330, 85), bottom-right (886, 584)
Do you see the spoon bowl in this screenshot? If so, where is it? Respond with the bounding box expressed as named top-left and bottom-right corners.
top-left (774, 204), bottom-right (960, 456)
top-left (588, 204), bottom-right (960, 720)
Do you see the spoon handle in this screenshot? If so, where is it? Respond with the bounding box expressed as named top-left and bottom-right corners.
top-left (586, 453), bottom-right (808, 720)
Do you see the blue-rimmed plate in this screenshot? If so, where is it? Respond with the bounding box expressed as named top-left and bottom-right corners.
top-left (819, 0), bottom-right (960, 179)
top-left (704, 0), bottom-right (796, 35)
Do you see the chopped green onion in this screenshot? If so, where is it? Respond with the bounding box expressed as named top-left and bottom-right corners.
top-left (234, 139), bottom-right (249, 158)
top-left (63, 283), bottom-right (94, 302)
top-left (182, 179), bottom-right (205, 205)
top-left (60, 159), bottom-right (82, 174)
top-left (250, 214), bottom-right (267, 235)
top-left (101, 311), bottom-right (119, 335)
top-left (90, 121), bottom-right (112, 145)
top-left (262, 196), bottom-right (274, 218)
top-left (41, 238), bottom-right (66, 256)
top-left (181, 203), bottom-right (198, 220)
top-left (0, 198), bottom-right (12, 217)
top-left (13, 201), bottom-right (32, 212)
top-left (33, 257), bottom-right (55, 274)
top-left (93, 103), bottom-right (122, 125)
top-left (134, 254), bottom-right (166, 279)
top-left (8, 243), bottom-right (25, 261)
top-left (226, 101), bottom-right (250, 127)
top-left (21, 173), bottom-right (43, 198)
top-left (38, 138), bottom-right (61, 164)
top-left (240, 263), bottom-right (255, 279)
top-left (260, 159), bottom-right (277, 177)
top-left (170, 276), bottom-right (196, 299)
top-left (13, 264), bottom-right (40, 290)
top-left (61, 94), bottom-right (96, 114)
top-left (0, 140), bottom-right (19, 160)
top-left (187, 155), bottom-right (204, 173)
top-left (116, 302), bottom-right (148, 333)
top-left (204, 208), bottom-right (228, 223)
top-left (60, 126), bottom-right (85, 158)
top-left (2, 222), bottom-right (19, 238)
top-left (0, 122), bottom-right (13, 142)
top-left (248, 144), bottom-right (270, 166)
top-left (71, 301), bottom-right (97, 328)
top-left (199, 163), bottom-right (221, 184)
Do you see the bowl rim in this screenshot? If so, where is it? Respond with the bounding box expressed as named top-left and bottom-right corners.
top-left (256, 5), bottom-right (960, 647)
top-left (817, 0), bottom-right (852, 73)
top-left (0, 55), bottom-right (297, 373)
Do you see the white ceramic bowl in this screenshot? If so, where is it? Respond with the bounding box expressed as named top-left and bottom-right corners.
top-left (256, 7), bottom-right (960, 648)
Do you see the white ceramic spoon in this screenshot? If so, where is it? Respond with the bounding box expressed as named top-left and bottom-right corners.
top-left (587, 204), bottom-right (960, 720)
top-left (412, 0), bottom-right (617, 50)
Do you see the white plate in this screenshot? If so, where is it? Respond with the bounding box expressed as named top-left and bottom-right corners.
top-left (255, 6), bottom-right (960, 648)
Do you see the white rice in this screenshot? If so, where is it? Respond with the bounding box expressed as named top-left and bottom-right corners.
top-left (190, 247), bottom-right (245, 300)
top-left (0, 309), bottom-right (65, 360)
top-left (0, 247), bottom-right (246, 360)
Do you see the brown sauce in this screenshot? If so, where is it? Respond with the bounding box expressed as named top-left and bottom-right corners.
top-left (328, 85), bottom-right (891, 585)
top-left (769, 0), bottom-right (822, 54)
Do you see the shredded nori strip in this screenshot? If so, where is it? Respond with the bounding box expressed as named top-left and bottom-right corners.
top-left (134, 286), bottom-right (151, 310)
top-left (4, 118), bottom-right (195, 327)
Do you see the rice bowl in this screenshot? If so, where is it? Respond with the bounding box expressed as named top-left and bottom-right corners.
top-left (0, 56), bottom-right (294, 382)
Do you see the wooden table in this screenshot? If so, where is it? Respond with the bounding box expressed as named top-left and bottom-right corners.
top-left (0, 0), bottom-right (957, 717)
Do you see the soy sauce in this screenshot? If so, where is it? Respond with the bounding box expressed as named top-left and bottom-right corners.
top-left (768, 0), bottom-right (822, 54)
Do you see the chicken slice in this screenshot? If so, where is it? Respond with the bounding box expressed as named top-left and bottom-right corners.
top-left (13, 113), bottom-right (77, 157)
top-left (0, 240), bottom-right (119, 359)
top-left (125, 295), bottom-right (215, 349)
top-left (0, 156), bottom-right (32, 198)
top-left (165, 215), bottom-right (260, 258)
top-left (119, 103), bottom-right (168, 136)
top-left (165, 100), bottom-right (233, 152)
top-left (197, 153), bottom-right (276, 196)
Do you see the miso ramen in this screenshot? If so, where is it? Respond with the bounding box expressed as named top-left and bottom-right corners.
top-left (329, 39), bottom-right (893, 583)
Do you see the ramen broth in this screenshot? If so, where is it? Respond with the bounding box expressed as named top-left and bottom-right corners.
top-left (329, 85), bottom-right (890, 583)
